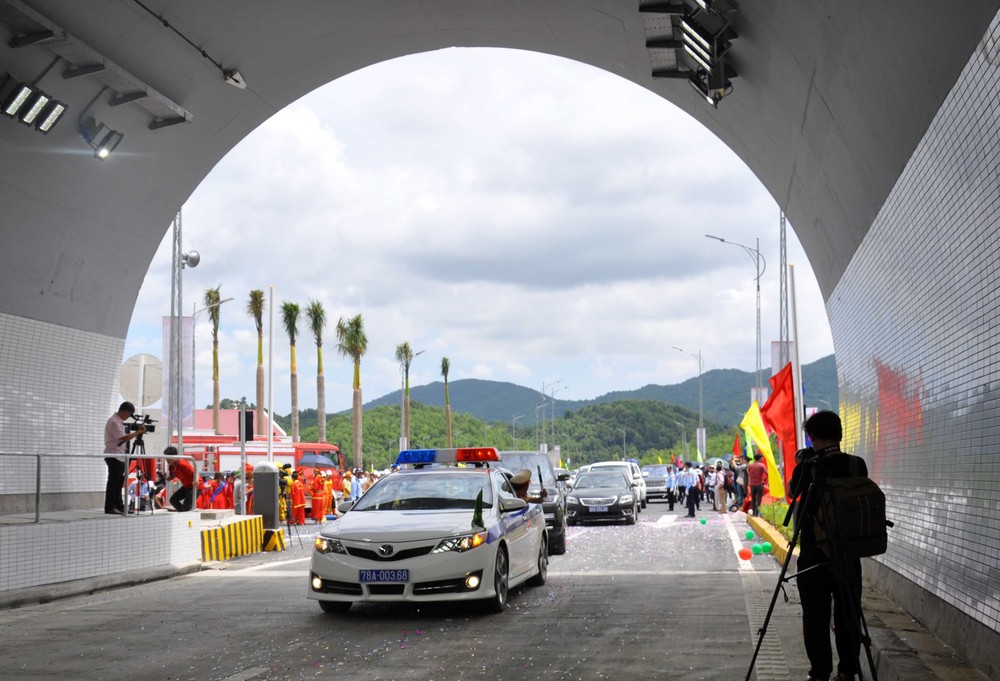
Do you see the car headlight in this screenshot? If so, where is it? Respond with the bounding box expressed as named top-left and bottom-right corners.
top-left (314, 536), bottom-right (347, 555)
top-left (566, 495), bottom-right (579, 504)
top-left (432, 531), bottom-right (488, 553)
top-left (618, 494), bottom-right (634, 504)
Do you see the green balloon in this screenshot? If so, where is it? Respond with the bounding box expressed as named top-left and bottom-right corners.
top-left (744, 530), bottom-right (754, 540)
top-left (700, 518), bottom-right (707, 525)
top-left (752, 544), bottom-right (763, 555)
top-left (762, 542), bottom-right (773, 553)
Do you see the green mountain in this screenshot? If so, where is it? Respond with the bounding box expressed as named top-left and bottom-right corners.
top-left (361, 354), bottom-right (838, 428)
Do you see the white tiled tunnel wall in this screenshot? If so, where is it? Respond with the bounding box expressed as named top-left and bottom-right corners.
top-left (0, 514), bottom-right (201, 591)
top-left (0, 312), bottom-right (123, 497)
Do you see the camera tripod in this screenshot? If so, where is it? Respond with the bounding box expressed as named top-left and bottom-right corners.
top-left (281, 492), bottom-right (303, 548)
top-left (128, 431), bottom-right (154, 514)
top-left (744, 471), bottom-right (878, 681)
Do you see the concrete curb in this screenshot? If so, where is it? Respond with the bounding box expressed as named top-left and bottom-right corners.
top-left (0, 562), bottom-right (203, 610)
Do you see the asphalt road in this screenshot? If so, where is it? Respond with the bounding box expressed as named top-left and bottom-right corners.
top-left (0, 501), bottom-right (811, 681)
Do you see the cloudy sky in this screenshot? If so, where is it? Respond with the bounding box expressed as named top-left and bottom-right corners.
top-left (123, 47), bottom-right (834, 416)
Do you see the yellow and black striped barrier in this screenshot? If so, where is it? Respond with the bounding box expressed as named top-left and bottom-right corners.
top-left (262, 528), bottom-right (286, 552)
top-left (201, 516), bottom-right (264, 562)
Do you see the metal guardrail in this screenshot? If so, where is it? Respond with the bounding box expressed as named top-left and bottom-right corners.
top-left (0, 450), bottom-right (198, 523)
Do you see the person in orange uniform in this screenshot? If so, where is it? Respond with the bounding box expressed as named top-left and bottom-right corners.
top-left (323, 472), bottom-right (335, 515)
top-left (310, 471), bottom-right (327, 522)
top-left (210, 471), bottom-right (230, 510)
top-left (290, 471), bottom-right (307, 525)
top-left (197, 474), bottom-right (213, 509)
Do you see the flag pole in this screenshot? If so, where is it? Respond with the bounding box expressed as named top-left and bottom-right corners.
top-left (789, 264), bottom-right (805, 450)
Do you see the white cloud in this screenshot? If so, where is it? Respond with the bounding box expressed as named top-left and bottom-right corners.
top-left (124, 47), bottom-right (834, 415)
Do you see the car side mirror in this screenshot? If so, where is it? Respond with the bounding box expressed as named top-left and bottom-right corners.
top-left (557, 471), bottom-right (570, 482)
top-left (642, 471), bottom-right (649, 478)
top-left (336, 501), bottom-right (354, 514)
top-left (500, 497), bottom-right (528, 512)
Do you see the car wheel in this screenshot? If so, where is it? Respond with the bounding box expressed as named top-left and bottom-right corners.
top-left (566, 518), bottom-right (576, 527)
top-left (484, 546), bottom-right (510, 613)
top-left (627, 503), bottom-right (637, 525)
top-left (550, 530), bottom-right (566, 555)
top-left (641, 496), bottom-right (647, 509)
top-left (318, 600), bottom-right (351, 614)
top-left (527, 537), bottom-right (549, 586)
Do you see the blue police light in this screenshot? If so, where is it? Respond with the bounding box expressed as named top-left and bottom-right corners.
top-left (396, 449), bottom-right (437, 465)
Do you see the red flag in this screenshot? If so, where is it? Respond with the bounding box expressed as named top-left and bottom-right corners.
top-left (732, 434), bottom-right (741, 458)
top-left (760, 362), bottom-right (797, 497)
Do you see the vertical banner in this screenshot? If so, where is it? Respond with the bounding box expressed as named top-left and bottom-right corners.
top-left (162, 316), bottom-right (195, 430)
top-left (180, 315), bottom-right (194, 428)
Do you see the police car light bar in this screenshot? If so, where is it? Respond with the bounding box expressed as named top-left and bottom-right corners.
top-left (396, 447), bottom-right (500, 466)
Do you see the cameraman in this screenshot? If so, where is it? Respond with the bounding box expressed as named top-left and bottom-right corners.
top-left (103, 401), bottom-right (145, 515)
top-left (789, 410), bottom-right (869, 681)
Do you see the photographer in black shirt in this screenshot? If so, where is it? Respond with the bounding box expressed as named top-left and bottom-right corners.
top-left (789, 410), bottom-right (869, 681)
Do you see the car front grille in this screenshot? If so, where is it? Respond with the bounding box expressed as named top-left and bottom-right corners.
top-left (367, 584), bottom-right (406, 595)
top-left (346, 545), bottom-right (433, 562)
top-left (581, 496), bottom-right (617, 506)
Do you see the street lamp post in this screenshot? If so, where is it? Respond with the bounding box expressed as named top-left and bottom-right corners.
top-left (398, 348), bottom-right (424, 450)
top-left (168, 209), bottom-right (200, 459)
top-left (706, 234), bottom-right (767, 400)
top-left (484, 423), bottom-right (494, 445)
top-left (539, 379), bottom-right (563, 451)
top-left (550, 385), bottom-right (568, 448)
top-left (674, 420), bottom-right (689, 460)
top-left (674, 346), bottom-right (705, 461)
top-left (619, 427), bottom-right (626, 460)
top-left (512, 414), bottom-right (523, 449)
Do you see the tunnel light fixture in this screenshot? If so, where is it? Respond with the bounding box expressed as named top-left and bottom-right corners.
top-left (0, 74), bottom-right (34, 117)
top-left (79, 116), bottom-right (123, 159)
top-left (35, 100), bottom-right (66, 133)
top-left (18, 91), bottom-right (50, 126)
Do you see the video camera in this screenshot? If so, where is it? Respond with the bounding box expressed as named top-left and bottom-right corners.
top-left (125, 414), bottom-right (156, 433)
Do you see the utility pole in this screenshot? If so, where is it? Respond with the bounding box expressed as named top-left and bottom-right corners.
top-left (512, 414), bottom-right (523, 450)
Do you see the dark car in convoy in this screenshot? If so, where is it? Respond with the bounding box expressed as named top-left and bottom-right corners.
top-left (565, 470), bottom-right (638, 526)
top-left (498, 450), bottom-right (568, 555)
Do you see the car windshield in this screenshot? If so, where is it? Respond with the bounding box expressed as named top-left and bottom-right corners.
top-left (574, 472), bottom-right (631, 489)
top-left (498, 453), bottom-right (555, 486)
top-left (351, 471), bottom-right (494, 511)
top-left (642, 465), bottom-right (671, 476)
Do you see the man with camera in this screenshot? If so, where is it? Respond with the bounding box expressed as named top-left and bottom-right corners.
top-left (103, 401), bottom-right (146, 515)
top-left (789, 410), bottom-right (869, 681)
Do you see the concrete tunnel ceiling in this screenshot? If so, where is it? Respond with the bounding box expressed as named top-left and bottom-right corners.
top-left (0, 0), bottom-right (997, 342)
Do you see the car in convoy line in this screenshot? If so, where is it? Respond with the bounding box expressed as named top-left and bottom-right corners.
top-left (588, 460), bottom-right (648, 508)
top-left (498, 450), bottom-right (569, 555)
top-left (565, 469), bottom-right (638, 526)
top-left (641, 464), bottom-right (674, 502)
top-left (308, 447), bottom-right (548, 614)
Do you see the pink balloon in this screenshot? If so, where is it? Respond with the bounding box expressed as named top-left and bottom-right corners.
top-left (738, 547), bottom-right (753, 561)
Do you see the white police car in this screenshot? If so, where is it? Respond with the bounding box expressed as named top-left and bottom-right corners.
top-left (308, 447), bottom-right (548, 614)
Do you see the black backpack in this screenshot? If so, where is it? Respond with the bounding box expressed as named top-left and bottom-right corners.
top-left (813, 474), bottom-right (889, 559)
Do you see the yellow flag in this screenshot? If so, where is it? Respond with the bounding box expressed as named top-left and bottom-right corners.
top-left (657, 455), bottom-right (663, 464)
top-left (740, 400), bottom-right (786, 498)
top-left (558, 457), bottom-right (564, 469)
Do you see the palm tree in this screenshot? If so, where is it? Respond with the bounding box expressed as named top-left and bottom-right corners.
top-left (247, 289), bottom-right (266, 437)
top-left (336, 314), bottom-right (368, 469)
top-left (441, 356), bottom-right (452, 447)
top-left (306, 300), bottom-right (327, 443)
top-left (203, 286), bottom-right (222, 434)
top-left (281, 302), bottom-right (301, 442)
top-left (395, 342), bottom-right (414, 446)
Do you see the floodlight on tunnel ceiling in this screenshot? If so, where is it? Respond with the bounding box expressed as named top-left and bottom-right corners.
top-left (79, 116), bottom-right (123, 160)
top-left (34, 100), bottom-right (66, 134)
top-left (0, 73), bottom-right (34, 117)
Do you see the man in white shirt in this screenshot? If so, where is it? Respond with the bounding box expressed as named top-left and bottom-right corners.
top-left (103, 401), bottom-right (145, 515)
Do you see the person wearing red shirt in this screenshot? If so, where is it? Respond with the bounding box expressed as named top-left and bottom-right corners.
top-left (747, 453), bottom-right (768, 517)
top-left (210, 472), bottom-right (230, 509)
top-left (290, 472), bottom-right (307, 525)
top-left (165, 446), bottom-right (196, 511)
